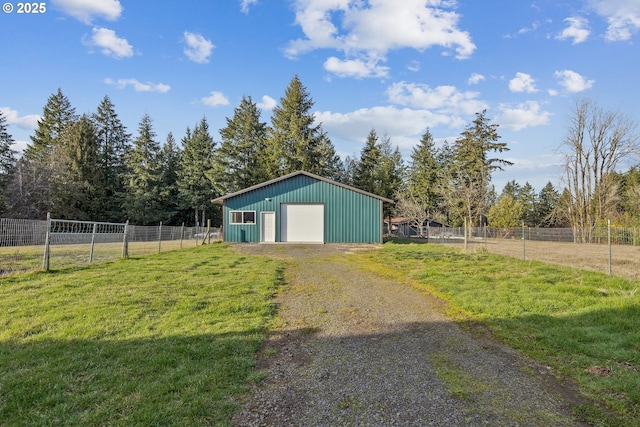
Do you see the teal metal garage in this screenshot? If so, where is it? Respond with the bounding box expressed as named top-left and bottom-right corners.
top-left (212, 170), bottom-right (393, 243)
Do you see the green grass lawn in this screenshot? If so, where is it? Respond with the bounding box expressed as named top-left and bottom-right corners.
top-left (357, 241), bottom-right (640, 427)
top-left (3, 240), bottom-right (639, 426)
top-left (0, 243), bottom-right (282, 426)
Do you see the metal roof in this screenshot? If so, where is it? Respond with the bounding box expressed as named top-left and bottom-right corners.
top-left (212, 170), bottom-right (394, 204)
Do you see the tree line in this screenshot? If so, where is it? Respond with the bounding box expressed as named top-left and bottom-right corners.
top-left (1, 76), bottom-right (639, 235)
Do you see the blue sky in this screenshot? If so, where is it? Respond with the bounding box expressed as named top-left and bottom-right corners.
top-left (2, 0), bottom-right (639, 192)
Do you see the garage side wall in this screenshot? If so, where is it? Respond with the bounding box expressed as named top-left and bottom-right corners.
top-left (222, 174), bottom-right (383, 243)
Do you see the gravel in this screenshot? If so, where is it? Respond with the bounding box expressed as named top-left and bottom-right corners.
top-left (232, 244), bottom-right (589, 427)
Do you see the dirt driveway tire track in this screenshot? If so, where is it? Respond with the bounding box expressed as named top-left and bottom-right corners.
top-left (232, 244), bottom-right (588, 427)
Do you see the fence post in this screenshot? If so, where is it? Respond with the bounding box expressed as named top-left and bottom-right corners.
top-left (180, 222), bottom-right (184, 248)
top-left (464, 219), bottom-right (468, 251)
top-left (89, 222), bottom-right (97, 263)
top-left (158, 221), bottom-right (163, 253)
top-left (42, 212), bottom-right (51, 271)
top-left (122, 220), bottom-right (129, 259)
top-left (608, 219), bottom-right (612, 275)
top-left (522, 222), bottom-right (526, 260)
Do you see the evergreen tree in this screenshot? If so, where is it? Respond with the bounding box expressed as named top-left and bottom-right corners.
top-left (487, 194), bottom-right (524, 228)
top-left (339, 155), bottom-right (358, 185)
top-left (408, 129), bottom-right (441, 217)
top-left (500, 180), bottom-right (521, 199)
top-left (518, 182), bottom-right (538, 226)
top-left (266, 75), bottom-right (341, 178)
top-left (377, 135), bottom-right (405, 218)
top-left (0, 111), bottom-right (17, 215)
top-left (214, 96), bottom-right (268, 194)
top-left (4, 157), bottom-right (54, 218)
top-left (159, 132), bottom-right (184, 224)
top-left (353, 130), bottom-right (404, 218)
top-left (10, 88), bottom-right (77, 218)
top-left (123, 114), bottom-right (164, 225)
top-left (452, 110), bottom-right (511, 226)
top-left (52, 115), bottom-right (101, 219)
top-left (315, 130), bottom-right (343, 180)
top-left (537, 182), bottom-right (561, 227)
top-left (178, 117), bottom-right (216, 227)
top-left (92, 95), bottom-right (130, 222)
top-left (353, 129), bottom-right (382, 194)
top-left (24, 88), bottom-right (77, 161)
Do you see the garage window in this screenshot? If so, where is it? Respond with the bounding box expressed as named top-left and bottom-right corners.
top-left (230, 211), bottom-right (255, 224)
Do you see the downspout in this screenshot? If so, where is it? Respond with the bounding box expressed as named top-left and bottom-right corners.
top-left (379, 200), bottom-right (384, 244)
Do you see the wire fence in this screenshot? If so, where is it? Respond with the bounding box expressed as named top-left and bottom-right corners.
top-left (415, 224), bottom-right (640, 280)
top-left (0, 216), bottom-right (221, 276)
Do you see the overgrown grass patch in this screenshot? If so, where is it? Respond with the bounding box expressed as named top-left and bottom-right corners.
top-left (0, 243), bottom-right (283, 426)
top-left (355, 241), bottom-right (640, 426)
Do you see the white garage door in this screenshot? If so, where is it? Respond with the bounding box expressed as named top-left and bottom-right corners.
top-left (280, 204), bottom-right (324, 243)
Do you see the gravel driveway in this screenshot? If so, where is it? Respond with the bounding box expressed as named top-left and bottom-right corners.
top-left (232, 244), bottom-right (588, 427)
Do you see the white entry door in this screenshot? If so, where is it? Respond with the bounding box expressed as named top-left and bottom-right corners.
top-left (261, 211), bottom-right (276, 243)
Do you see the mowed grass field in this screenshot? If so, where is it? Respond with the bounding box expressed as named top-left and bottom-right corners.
top-left (1, 241), bottom-right (639, 426)
top-left (0, 243), bottom-right (282, 426)
top-left (356, 240), bottom-right (640, 426)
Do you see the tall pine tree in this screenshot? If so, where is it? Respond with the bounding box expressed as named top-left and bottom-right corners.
top-left (123, 114), bottom-right (164, 225)
top-left (214, 96), bottom-right (268, 194)
top-left (452, 110), bottom-right (511, 226)
top-left (0, 111), bottom-right (17, 215)
top-left (266, 75), bottom-right (341, 178)
top-left (353, 129), bottom-right (382, 194)
top-left (537, 182), bottom-right (561, 227)
top-left (178, 117), bottom-right (216, 227)
top-left (25, 88), bottom-right (77, 162)
top-left (9, 89), bottom-right (77, 218)
top-left (159, 132), bottom-right (184, 224)
top-left (353, 130), bottom-right (404, 218)
top-left (52, 115), bottom-right (101, 219)
top-left (408, 129), bottom-right (441, 217)
top-left (92, 95), bottom-right (130, 222)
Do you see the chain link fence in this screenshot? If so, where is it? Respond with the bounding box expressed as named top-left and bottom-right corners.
top-left (415, 224), bottom-right (640, 280)
top-left (0, 216), bottom-right (221, 276)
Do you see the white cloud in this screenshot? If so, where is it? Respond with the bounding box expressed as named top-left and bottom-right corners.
top-left (51, 0), bottom-right (122, 24)
top-left (386, 81), bottom-right (487, 115)
top-left (518, 21), bottom-right (541, 35)
top-left (588, 0), bottom-right (640, 41)
top-left (104, 78), bottom-right (170, 93)
top-left (201, 91), bottom-right (230, 107)
top-left (497, 101), bottom-right (552, 131)
top-left (240, 0), bottom-right (258, 13)
top-left (315, 106), bottom-right (460, 147)
top-left (323, 57), bottom-right (389, 79)
top-left (257, 95), bottom-right (277, 111)
top-left (407, 61), bottom-right (420, 72)
top-left (85, 27), bottom-right (133, 59)
top-left (508, 72), bottom-right (537, 93)
top-left (0, 106), bottom-right (40, 130)
top-left (468, 73), bottom-right (485, 85)
top-left (554, 70), bottom-right (594, 93)
top-left (556, 17), bottom-right (590, 44)
top-left (285, 0), bottom-right (475, 78)
top-left (183, 31), bottom-right (215, 64)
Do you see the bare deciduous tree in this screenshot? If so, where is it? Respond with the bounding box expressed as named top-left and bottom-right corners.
top-left (393, 190), bottom-right (432, 237)
top-left (561, 98), bottom-right (639, 241)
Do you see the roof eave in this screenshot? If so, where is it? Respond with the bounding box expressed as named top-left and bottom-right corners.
top-left (211, 170), bottom-right (395, 204)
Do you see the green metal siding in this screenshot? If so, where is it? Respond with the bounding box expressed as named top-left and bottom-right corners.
top-left (222, 174), bottom-right (383, 243)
